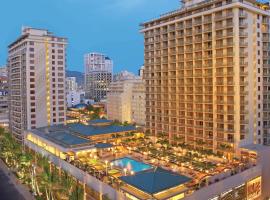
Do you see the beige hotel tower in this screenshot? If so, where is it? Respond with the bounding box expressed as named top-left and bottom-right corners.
top-left (8, 27), bottom-right (67, 141)
top-left (141, 0), bottom-right (270, 157)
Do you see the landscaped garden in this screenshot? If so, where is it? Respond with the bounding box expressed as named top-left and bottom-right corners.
top-left (0, 128), bottom-right (84, 200)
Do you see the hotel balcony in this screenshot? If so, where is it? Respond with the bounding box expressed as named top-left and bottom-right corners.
top-left (185, 23), bottom-right (193, 29)
top-left (194, 20), bottom-right (202, 26)
top-left (239, 32), bottom-right (248, 37)
top-left (204, 27), bottom-right (212, 33)
top-left (239, 12), bottom-right (247, 18)
top-left (239, 22), bottom-right (248, 28)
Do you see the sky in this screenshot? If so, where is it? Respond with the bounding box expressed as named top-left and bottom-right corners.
top-left (0, 0), bottom-right (180, 74)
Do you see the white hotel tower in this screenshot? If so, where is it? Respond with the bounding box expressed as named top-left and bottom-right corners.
top-left (84, 52), bottom-right (113, 101)
top-left (141, 0), bottom-right (270, 157)
top-left (8, 27), bottom-right (67, 141)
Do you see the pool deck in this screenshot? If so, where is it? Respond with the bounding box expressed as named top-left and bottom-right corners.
top-left (111, 157), bottom-right (153, 173)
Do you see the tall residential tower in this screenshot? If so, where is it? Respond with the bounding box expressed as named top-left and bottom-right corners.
top-left (84, 52), bottom-right (113, 101)
top-left (141, 0), bottom-right (270, 157)
top-left (8, 27), bottom-right (67, 141)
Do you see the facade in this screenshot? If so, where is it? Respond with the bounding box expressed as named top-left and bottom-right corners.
top-left (84, 52), bottom-right (113, 101)
top-left (8, 27), bottom-right (67, 141)
top-left (107, 71), bottom-right (146, 125)
top-left (141, 0), bottom-right (270, 156)
top-left (66, 90), bottom-right (85, 108)
top-left (66, 77), bottom-right (78, 91)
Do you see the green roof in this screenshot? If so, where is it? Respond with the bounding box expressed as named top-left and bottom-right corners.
top-left (120, 167), bottom-right (191, 194)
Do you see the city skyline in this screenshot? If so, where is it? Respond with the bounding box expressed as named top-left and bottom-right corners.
top-left (0, 0), bottom-right (180, 74)
top-left (1, 0), bottom-right (270, 199)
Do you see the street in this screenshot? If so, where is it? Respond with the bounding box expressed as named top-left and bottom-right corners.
top-left (0, 159), bottom-right (35, 200)
top-left (0, 167), bottom-right (25, 200)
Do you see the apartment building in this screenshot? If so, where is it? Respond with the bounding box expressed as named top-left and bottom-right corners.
top-left (84, 52), bottom-right (113, 101)
top-left (141, 0), bottom-right (270, 156)
top-left (107, 71), bottom-right (145, 125)
top-left (8, 27), bottom-right (67, 141)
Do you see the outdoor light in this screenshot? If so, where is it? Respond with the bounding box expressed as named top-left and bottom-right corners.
top-left (110, 162), bottom-right (114, 169)
top-left (105, 160), bottom-right (108, 175)
top-left (124, 168), bottom-right (127, 176)
top-left (131, 170), bottom-right (134, 175)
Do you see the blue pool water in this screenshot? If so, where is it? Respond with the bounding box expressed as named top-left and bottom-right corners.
top-left (112, 157), bottom-right (152, 173)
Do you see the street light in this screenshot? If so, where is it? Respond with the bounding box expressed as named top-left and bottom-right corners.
top-left (131, 170), bottom-right (134, 176)
top-left (110, 162), bottom-right (114, 169)
top-left (105, 160), bottom-right (108, 175)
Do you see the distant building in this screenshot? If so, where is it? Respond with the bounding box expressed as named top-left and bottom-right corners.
top-left (66, 90), bottom-right (85, 108)
top-left (66, 70), bottom-right (84, 89)
top-left (0, 66), bottom-right (7, 76)
top-left (66, 77), bottom-right (78, 91)
top-left (113, 70), bottom-right (137, 81)
top-left (0, 76), bottom-right (8, 127)
top-left (107, 71), bottom-right (145, 125)
top-left (8, 27), bottom-right (67, 141)
top-left (84, 52), bottom-right (113, 102)
top-left (138, 65), bottom-right (144, 78)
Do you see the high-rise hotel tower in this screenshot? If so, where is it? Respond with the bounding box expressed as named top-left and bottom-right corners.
top-left (84, 52), bottom-right (113, 101)
top-left (8, 27), bottom-right (67, 141)
top-left (141, 0), bottom-right (270, 156)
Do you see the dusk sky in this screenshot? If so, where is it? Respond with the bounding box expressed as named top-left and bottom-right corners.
top-left (0, 0), bottom-right (180, 73)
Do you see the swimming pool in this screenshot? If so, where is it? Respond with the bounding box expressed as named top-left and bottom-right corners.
top-left (112, 157), bottom-right (152, 173)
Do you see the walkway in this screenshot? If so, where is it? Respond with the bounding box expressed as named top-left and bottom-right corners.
top-left (0, 159), bottom-right (35, 200)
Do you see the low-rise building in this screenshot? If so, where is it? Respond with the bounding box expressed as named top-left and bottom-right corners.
top-left (23, 120), bottom-right (270, 200)
top-left (66, 90), bottom-right (85, 108)
top-left (66, 77), bottom-right (78, 91)
top-left (107, 71), bottom-right (145, 125)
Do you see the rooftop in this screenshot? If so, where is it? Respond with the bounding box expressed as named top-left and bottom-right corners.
top-left (94, 143), bottom-right (114, 149)
top-left (67, 123), bottom-right (136, 137)
top-left (88, 119), bottom-right (113, 125)
top-left (119, 167), bottom-right (191, 195)
top-left (33, 130), bottom-right (92, 148)
top-left (73, 103), bottom-right (88, 109)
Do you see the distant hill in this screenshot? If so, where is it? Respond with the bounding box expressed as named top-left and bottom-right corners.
top-left (66, 70), bottom-right (84, 87)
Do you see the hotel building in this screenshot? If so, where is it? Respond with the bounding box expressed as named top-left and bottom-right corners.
top-left (8, 27), bottom-right (67, 141)
top-left (84, 52), bottom-right (113, 101)
top-left (107, 71), bottom-right (146, 125)
top-left (141, 0), bottom-right (270, 157)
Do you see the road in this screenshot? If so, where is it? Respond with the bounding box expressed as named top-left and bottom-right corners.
top-left (0, 159), bottom-right (35, 200)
